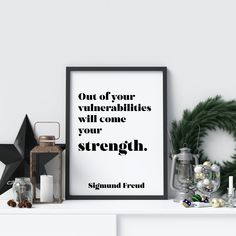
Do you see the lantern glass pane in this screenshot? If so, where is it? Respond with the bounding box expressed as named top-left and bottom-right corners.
top-left (31, 152), bottom-right (62, 203)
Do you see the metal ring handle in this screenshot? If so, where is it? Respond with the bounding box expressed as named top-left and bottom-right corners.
top-left (34, 122), bottom-right (60, 140)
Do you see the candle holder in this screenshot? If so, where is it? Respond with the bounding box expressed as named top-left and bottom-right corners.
top-left (227, 187), bottom-right (235, 208)
top-left (30, 122), bottom-right (63, 204)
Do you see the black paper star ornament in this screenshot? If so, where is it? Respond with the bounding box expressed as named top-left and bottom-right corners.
top-left (0, 115), bottom-right (37, 194)
top-left (14, 115), bottom-right (38, 177)
top-left (0, 145), bottom-right (22, 194)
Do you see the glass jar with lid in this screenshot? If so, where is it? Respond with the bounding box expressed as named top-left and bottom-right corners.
top-left (8, 177), bottom-right (33, 203)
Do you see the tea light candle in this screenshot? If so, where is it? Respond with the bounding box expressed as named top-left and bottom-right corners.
top-left (228, 176), bottom-right (234, 194)
top-left (40, 175), bottom-right (54, 202)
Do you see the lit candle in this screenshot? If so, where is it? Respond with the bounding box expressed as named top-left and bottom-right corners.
top-left (229, 176), bottom-right (234, 194)
top-left (40, 175), bottom-right (54, 203)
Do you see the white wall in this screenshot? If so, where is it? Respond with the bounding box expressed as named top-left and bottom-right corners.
top-left (0, 0), bottom-right (236, 198)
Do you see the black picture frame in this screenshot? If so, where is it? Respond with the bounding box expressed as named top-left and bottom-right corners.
top-left (66, 66), bottom-right (167, 200)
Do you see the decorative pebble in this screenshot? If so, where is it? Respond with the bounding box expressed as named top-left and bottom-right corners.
top-left (182, 199), bottom-right (191, 208)
top-left (7, 199), bottom-right (16, 208)
top-left (21, 199), bottom-right (32, 208)
top-left (192, 194), bottom-right (202, 202)
top-left (18, 202), bottom-right (24, 208)
top-left (25, 202), bottom-right (32, 208)
top-left (7, 199), bottom-right (32, 209)
top-left (201, 196), bottom-right (209, 203)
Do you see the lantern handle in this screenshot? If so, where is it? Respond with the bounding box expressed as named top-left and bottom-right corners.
top-left (170, 154), bottom-right (182, 192)
top-left (193, 154), bottom-right (199, 165)
top-left (34, 122), bottom-right (60, 140)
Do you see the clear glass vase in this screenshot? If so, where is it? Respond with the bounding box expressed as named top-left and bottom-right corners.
top-left (194, 164), bottom-right (220, 200)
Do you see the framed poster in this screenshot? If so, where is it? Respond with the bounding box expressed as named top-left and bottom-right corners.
top-left (66, 67), bottom-right (167, 199)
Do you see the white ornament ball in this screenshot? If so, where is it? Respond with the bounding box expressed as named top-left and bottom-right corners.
top-left (212, 202), bottom-right (220, 208)
top-left (211, 180), bottom-right (219, 187)
top-left (202, 166), bottom-right (211, 174)
top-left (211, 198), bottom-right (220, 208)
top-left (203, 161), bottom-right (212, 167)
top-left (203, 178), bottom-right (210, 186)
top-left (197, 181), bottom-right (204, 189)
top-left (211, 198), bottom-right (218, 203)
top-left (218, 198), bottom-right (225, 207)
top-left (211, 164), bottom-right (220, 172)
top-left (194, 165), bottom-right (203, 173)
top-left (199, 173), bottom-right (205, 180)
top-left (195, 173), bottom-right (200, 179)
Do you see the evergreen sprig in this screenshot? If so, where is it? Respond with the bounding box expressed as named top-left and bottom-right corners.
top-left (170, 96), bottom-right (236, 193)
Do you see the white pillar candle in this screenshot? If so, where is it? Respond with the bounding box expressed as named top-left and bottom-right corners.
top-left (229, 176), bottom-right (234, 194)
top-left (40, 175), bottom-right (54, 203)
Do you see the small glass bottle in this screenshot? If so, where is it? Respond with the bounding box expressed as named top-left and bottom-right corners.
top-left (12, 177), bottom-right (33, 203)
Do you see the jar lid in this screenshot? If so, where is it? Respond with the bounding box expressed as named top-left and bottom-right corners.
top-left (15, 177), bottom-right (31, 182)
top-left (39, 136), bottom-right (55, 146)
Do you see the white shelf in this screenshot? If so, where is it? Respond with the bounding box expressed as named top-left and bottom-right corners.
top-left (0, 200), bottom-right (236, 215)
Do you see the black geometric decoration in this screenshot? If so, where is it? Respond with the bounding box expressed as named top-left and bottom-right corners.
top-left (14, 115), bottom-right (38, 177)
top-left (0, 115), bottom-right (37, 194)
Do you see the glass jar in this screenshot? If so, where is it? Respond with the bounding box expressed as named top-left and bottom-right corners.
top-left (12, 178), bottom-right (33, 203)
